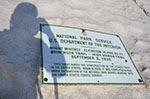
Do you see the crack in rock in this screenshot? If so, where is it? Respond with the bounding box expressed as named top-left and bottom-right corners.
top-left (133, 0), bottom-right (150, 17)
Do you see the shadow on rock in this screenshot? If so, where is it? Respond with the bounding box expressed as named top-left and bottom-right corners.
top-left (0, 2), bottom-right (48, 99)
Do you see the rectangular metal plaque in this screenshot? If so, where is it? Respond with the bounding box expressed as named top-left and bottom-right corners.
top-left (40, 24), bottom-right (144, 85)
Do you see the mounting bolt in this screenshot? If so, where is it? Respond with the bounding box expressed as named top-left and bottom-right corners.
top-left (44, 78), bottom-right (48, 82)
top-left (138, 79), bottom-right (142, 82)
top-left (116, 35), bottom-right (119, 37)
top-left (82, 29), bottom-right (85, 33)
top-left (82, 29), bottom-right (87, 36)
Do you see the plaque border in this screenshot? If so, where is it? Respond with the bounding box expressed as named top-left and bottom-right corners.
top-left (40, 24), bottom-right (144, 85)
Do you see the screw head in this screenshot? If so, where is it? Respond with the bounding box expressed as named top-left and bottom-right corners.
top-left (44, 78), bottom-right (48, 82)
top-left (138, 79), bottom-right (142, 82)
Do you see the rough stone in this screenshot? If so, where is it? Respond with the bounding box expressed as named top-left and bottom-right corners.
top-left (0, 0), bottom-right (150, 99)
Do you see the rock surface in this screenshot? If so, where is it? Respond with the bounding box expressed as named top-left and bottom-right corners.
top-left (0, 0), bottom-right (150, 99)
